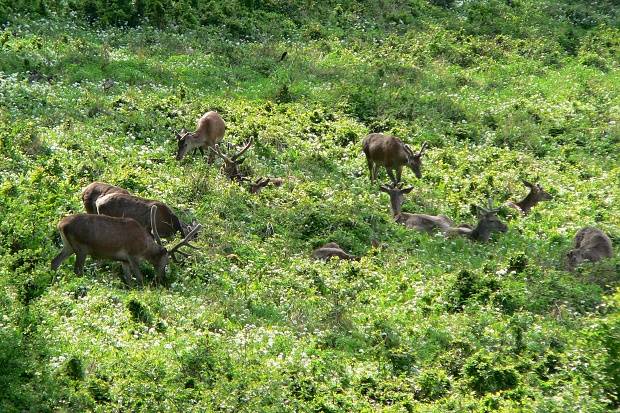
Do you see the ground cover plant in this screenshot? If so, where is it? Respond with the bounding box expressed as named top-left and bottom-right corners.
top-left (0, 0), bottom-right (619, 411)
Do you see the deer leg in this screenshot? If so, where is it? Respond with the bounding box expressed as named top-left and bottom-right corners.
top-left (386, 168), bottom-right (398, 185)
top-left (366, 159), bottom-right (375, 182)
top-left (198, 147), bottom-right (205, 157)
top-left (73, 251), bottom-right (87, 276)
top-left (51, 247), bottom-right (73, 270)
top-left (127, 257), bottom-right (145, 287)
top-left (395, 167), bottom-right (403, 184)
top-left (120, 262), bottom-right (134, 287)
top-left (207, 148), bottom-right (215, 165)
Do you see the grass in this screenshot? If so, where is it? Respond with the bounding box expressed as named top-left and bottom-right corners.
top-left (0, 1), bottom-right (619, 411)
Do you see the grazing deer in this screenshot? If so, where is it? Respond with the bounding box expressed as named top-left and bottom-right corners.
top-left (363, 133), bottom-right (427, 184)
top-left (380, 183), bottom-right (455, 233)
top-left (175, 111), bottom-right (226, 163)
top-left (51, 206), bottom-right (201, 286)
top-left (82, 182), bottom-right (130, 214)
top-left (210, 138), bottom-right (253, 181)
top-left (446, 200), bottom-right (508, 242)
top-left (506, 180), bottom-right (552, 215)
top-left (312, 242), bottom-right (358, 261)
top-left (95, 193), bottom-right (196, 239)
top-left (566, 227), bottom-right (613, 271)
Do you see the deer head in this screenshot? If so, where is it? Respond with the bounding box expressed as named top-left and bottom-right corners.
top-left (242, 177), bottom-right (271, 194)
top-left (404, 141), bottom-right (427, 179)
top-left (175, 128), bottom-right (196, 161)
top-left (471, 199), bottom-right (508, 241)
top-left (210, 138), bottom-right (253, 181)
top-left (379, 182), bottom-right (414, 217)
top-left (150, 206), bottom-right (202, 265)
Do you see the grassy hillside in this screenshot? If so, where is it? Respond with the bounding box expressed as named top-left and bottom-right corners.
top-left (1, 1), bottom-right (619, 411)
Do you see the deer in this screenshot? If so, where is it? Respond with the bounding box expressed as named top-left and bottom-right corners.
top-left (506, 180), bottom-right (552, 215)
top-left (362, 133), bottom-right (427, 184)
top-left (81, 182), bottom-right (130, 214)
top-left (175, 111), bottom-right (226, 163)
top-left (209, 138), bottom-right (254, 181)
top-left (242, 177), bottom-right (271, 194)
top-left (51, 206), bottom-right (201, 286)
top-left (312, 242), bottom-right (358, 261)
top-left (380, 183), bottom-right (455, 233)
top-left (380, 183), bottom-right (507, 241)
top-left (95, 193), bottom-right (196, 240)
top-left (445, 199), bottom-right (508, 242)
top-left (565, 227), bottom-right (613, 271)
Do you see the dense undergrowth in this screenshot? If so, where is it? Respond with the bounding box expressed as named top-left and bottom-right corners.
top-left (0, 1), bottom-right (619, 411)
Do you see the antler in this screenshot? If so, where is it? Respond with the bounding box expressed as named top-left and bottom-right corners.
top-left (417, 141), bottom-right (428, 156)
top-left (231, 137), bottom-right (253, 161)
top-left (168, 223), bottom-right (202, 263)
top-left (209, 144), bottom-right (233, 163)
top-left (479, 198), bottom-right (499, 214)
top-left (150, 205), bottom-right (163, 245)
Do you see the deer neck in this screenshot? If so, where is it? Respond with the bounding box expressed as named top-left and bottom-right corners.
top-left (515, 192), bottom-right (538, 214)
top-left (469, 221), bottom-right (491, 242)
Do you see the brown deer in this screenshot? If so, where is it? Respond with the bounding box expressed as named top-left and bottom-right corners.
top-left (566, 227), bottom-right (613, 271)
top-left (175, 111), bottom-right (226, 163)
top-left (242, 177), bottom-right (271, 194)
top-left (506, 180), bottom-right (552, 215)
top-left (95, 193), bottom-right (196, 239)
top-left (82, 182), bottom-right (130, 214)
top-left (445, 200), bottom-right (508, 242)
top-left (362, 133), bottom-right (427, 184)
top-left (210, 138), bottom-right (253, 181)
top-left (51, 206), bottom-right (201, 286)
top-left (380, 183), bottom-right (455, 233)
top-left (380, 184), bottom-right (507, 241)
top-left (312, 242), bottom-right (358, 261)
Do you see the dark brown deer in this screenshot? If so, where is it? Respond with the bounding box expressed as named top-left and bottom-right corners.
top-left (210, 138), bottom-right (253, 181)
top-left (95, 193), bottom-right (196, 239)
top-left (506, 180), bottom-right (552, 215)
top-left (175, 111), bottom-right (226, 163)
top-left (445, 200), bottom-right (508, 242)
top-left (566, 227), bottom-right (613, 271)
top-left (312, 242), bottom-right (358, 261)
top-left (82, 182), bottom-right (130, 214)
top-left (363, 133), bottom-right (427, 184)
top-left (51, 206), bottom-right (201, 286)
top-left (380, 183), bottom-right (455, 233)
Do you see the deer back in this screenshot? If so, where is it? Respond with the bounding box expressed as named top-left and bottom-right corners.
top-left (396, 213), bottom-right (453, 233)
top-left (570, 227), bottom-right (613, 261)
top-left (195, 111), bottom-right (226, 147)
top-left (95, 193), bottom-right (183, 239)
top-left (312, 243), bottom-right (357, 261)
top-left (58, 214), bottom-right (161, 259)
top-left (362, 133), bottom-right (409, 168)
top-left (82, 182), bottom-right (129, 214)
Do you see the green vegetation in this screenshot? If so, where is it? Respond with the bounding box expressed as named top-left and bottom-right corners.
top-left (1, 1), bottom-right (619, 411)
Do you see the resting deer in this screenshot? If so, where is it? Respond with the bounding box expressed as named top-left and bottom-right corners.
top-left (242, 177), bottom-right (271, 194)
top-left (312, 242), bottom-right (358, 261)
top-left (82, 182), bottom-right (130, 214)
top-left (51, 206), bottom-right (201, 286)
top-left (380, 183), bottom-right (455, 233)
top-left (506, 180), bottom-right (552, 215)
top-left (95, 193), bottom-right (196, 239)
top-left (175, 111), bottom-right (226, 163)
top-left (363, 133), bottom-right (427, 184)
top-left (566, 227), bottom-right (613, 271)
top-left (446, 199), bottom-right (508, 242)
top-left (210, 138), bottom-right (253, 181)
top-left (380, 184), bottom-right (507, 241)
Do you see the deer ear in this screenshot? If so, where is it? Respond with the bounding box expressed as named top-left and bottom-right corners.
top-left (236, 157), bottom-right (246, 164)
top-left (379, 185), bottom-right (390, 193)
top-left (522, 180), bottom-right (534, 188)
top-left (401, 186), bottom-right (414, 194)
top-left (175, 132), bottom-right (182, 140)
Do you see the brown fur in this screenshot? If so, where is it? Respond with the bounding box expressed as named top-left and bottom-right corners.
top-left (566, 227), bottom-right (613, 271)
top-left (95, 193), bottom-right (191, 239)
top-left (176, 111), bottom-right (226, 162)
top-left (362, 133), bottom-right (426, 184)
top-left (81, 182), bottom-right (129, 214)
top-left (51, 214), bottom-right (168, 286)
top-left (312, 243), bottom-right (358, 261)
top-left (506, 180), bottom-right (552, 215)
